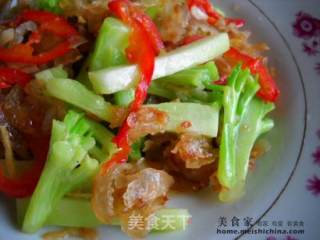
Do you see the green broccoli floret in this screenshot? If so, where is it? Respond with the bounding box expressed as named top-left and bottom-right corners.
top-left (219, 97), bottom-right (274, 202)
top-left (22, 111), bottom-right (113, 233)
top-left (216, 65), bottom-right (275, 202)
top-left (86, 118), bottom-right (116, 162)
top-left (148, 62), bottom-right (220, 103)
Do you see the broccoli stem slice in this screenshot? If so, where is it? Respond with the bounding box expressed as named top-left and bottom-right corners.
top-left (17, 197), bottom-right (191, 232)
top-left (22, 111), bottom-right (100, 233)
top-left (36, 66), bottom-right (114, 122)
top-left (147, 102), bottom-right (220, 137)
top-left (44, 78), bottom-right (114, 122)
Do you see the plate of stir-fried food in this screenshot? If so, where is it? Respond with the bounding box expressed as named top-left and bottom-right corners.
top-left (0, 0), bottom-right (306, 239)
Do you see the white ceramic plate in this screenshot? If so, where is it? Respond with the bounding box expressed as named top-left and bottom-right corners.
top-left (0, 1), bottom-right (311, 239)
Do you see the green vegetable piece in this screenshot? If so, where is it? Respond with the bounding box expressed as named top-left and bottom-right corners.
top-left (89, 17), bottom-right (134, 106)
top-left (236, 98), bottom-right (275, 181)
top-left (129, 138), bottom-right (144, 162)
top-left (148, 81), bottom-right (177, 99)
top-left (17, 197), bottom-right (191, 232)
top-left (36, 0), bottom-right (62, 13)
top-left (145, 6), bottom-right (160, 19)
top-left (148, 62), bottom-right (220, 103)
top-left (204, 61), bottom-right (220, 81)
top-left (148, 63), bottom-right (220, 103)
top-left (148, 81), bottom-right (214, 103)
top-left (90, 17), bottom-right (129, 71)
top-left (89, 33), bottom-right (230, 94)
top-left (76, 18), bottom-right (129, 89)
top-left (86, 119), bottom-right (117, 162)
top-left (147, 102), bottom-right (220, 137)
top-left (22, 111), bottom-right (100, 233)
top-left (76, 56), bottom-right (93, 89)
top-left (219, 99), bottom-right (274, 202)
top-left (114, 89), bottom-right (135, 107)
top-left (36, 67), bottom-right (114, 122)
top-left (35, 65), bottom-right (67, 81)
top-left (156, 62), bottom-right (219, 89)
top-left (218, 67), bottom-right (250, 188)
top-left (216, 65), bottom-right (275, 202)
top-left (45, 78), bottom-right (113, 122)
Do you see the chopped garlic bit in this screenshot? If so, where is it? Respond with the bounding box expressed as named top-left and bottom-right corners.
top-left (191, 6), bottom-right (208, 21)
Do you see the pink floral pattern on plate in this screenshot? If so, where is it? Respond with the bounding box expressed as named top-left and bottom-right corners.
top-left (312, 130), bottom-right (320, 166)
top-left (307, 175), bottom-right (320, 196)
top-left (307, 129), bottom-right (320, 197)
top-left (292, 11), bottom-right (320, 75)
top-left (312, 146), bottom-right (320, 166)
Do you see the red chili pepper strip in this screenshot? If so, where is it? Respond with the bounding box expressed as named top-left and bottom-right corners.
top-left (225, 18), bottom-right (245, 28)
top-left (19, 10), bottom-right (78, 37)
top-left (224, 47), bottom-right (280, 102)
top-left (100, 145), bottom-right (131, 172)
top-left (109, 0), bottom-right (164, 54)
top-left (0, 39), bottom-right (71, 65)
top-left (128, 12), bottom-right (164, 54)
top-left (253, 61), bottom-right (280, 102)
top-left (187, 0), bottom-right (245, 28)
top-left (100, 0), bottom-right (162, 174)
top-left (224, 47), bottom-right (255, 64)
top-left (0, 67), bottom-right (32, 89)
top-left (0, 136), bottom-right (49, 198)
top-left (214, 74), bottom-right (228, 85)
top-left (0, 41), bottom-right (72, 65)
top-left (0, 10), bottom-right (79, 64)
